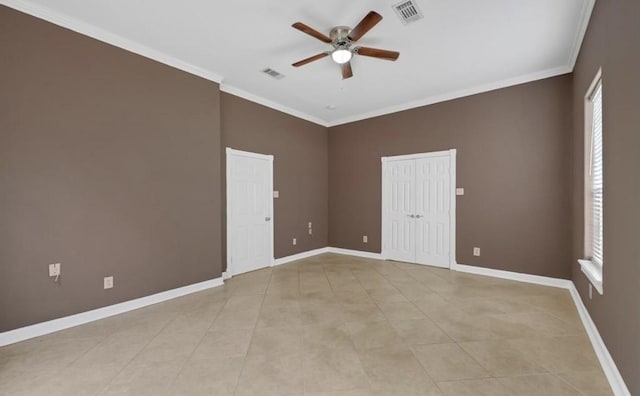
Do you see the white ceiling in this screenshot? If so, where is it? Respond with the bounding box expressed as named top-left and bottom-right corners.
top-left (5, 0), bottom-right (594, 126)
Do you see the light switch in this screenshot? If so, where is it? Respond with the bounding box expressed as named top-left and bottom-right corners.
top-left (473, 247), bottom-right (481, 256)
top-left (456, 188), bottom-right (465, 196)
top-left (48, 263), bottom-right (61, 277)
top-left (273, 191), bottom-right (279, 198)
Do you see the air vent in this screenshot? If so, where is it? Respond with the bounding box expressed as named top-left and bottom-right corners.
top-left (261, 68), bottom-right (285, 80)
top-left (393, 0), bottom-right (424, 24)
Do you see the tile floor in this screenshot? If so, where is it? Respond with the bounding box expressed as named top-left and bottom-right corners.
top-left (0, 254), bottom-right (613, 396)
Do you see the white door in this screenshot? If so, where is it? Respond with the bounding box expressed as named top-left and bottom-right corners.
top-left (415, 156), bottom-right (451, 268)
top-left (382, 150), bottom-right (456, 269)
top-left (227, 148), bottom-right (273, 276)
top-left (383, 159), bottom-right (416, 263)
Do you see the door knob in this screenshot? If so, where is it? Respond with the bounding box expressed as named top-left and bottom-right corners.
top-left (415, 215), bottom-right (423, 218)
top-left (265, 217), bottom-right (271, 221)
top-left (407, 214), bottom-right (416, 218)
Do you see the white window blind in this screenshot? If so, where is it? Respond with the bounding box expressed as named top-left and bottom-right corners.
top-left (590, 82), bottom-right (603, 267)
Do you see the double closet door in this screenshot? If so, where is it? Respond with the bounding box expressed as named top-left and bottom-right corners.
top-left (382, 151), bottom-right (455, 268)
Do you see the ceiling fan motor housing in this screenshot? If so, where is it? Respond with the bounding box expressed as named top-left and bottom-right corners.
top-left (330, 26), bottom-right (352, 49)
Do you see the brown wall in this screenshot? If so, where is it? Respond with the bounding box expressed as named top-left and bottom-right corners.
top-left (571, 0), bottom-right (640, 393)
top-left (221, 93), bottom-right (328, 264)
top-left (329, 76), bottom-right (573, 279)
top-left (0, 6), bottom-right (222, 332)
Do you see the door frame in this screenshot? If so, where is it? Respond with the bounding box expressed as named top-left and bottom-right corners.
top-left (381, 149), bottom-right (457, 269)
top-left (226, 147), bottom-right (275, 277)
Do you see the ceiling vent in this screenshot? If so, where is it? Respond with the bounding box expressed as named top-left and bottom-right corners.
top-left (261, 68), bottom-right (285, 80)
top-left (393, 0), bottom-right (424, 25)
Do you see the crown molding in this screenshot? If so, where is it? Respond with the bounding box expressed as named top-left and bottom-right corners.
top-left (568, 0), bottom-right (596, 70)
top-left (326, 65), bottom-right (572, 127)
top-left (2, 0), bottom-right (223, 83)
top-left (220, 83), bottom-right (329, 127)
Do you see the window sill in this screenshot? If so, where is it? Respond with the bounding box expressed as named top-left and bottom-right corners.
top-left (578, 259), bottom-right (603, 295)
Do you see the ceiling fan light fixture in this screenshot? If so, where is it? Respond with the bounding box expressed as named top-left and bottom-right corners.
top-left (331, 49), bottom-right (352, 64)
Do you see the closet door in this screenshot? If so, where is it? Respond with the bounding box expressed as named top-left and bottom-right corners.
top-left (382, 159), bottom-right (416, 263)
top-left (414, 156), bottom-right (451, 268)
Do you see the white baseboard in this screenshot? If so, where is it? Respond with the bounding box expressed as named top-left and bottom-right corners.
top-left (568, 284), bottom-right (631, 396)
top-left (0, 277), bottom-right (223, 347)
top-left (271, 246), bottom-right (381, 266)
top-left (326, 247), bottom-right (383, 260)
top-left (454, 263), bottom-right (573, 289)
top-left (273, 247), bottom-right (330, 266)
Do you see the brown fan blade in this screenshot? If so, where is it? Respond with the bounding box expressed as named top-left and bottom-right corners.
top-left (292, 53), bottom-right (329, 67)
top-left (354, 46), bottom-right (400, 61)
top-left (292, 22), bottom-right (332, 43)
top-left (347, 11), bottom-right (383, 41)
top-left (341, 62), bottom-right (353, 79)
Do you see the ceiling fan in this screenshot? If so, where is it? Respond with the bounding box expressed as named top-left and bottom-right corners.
top-left (291, 11), bottom-right (400, 79)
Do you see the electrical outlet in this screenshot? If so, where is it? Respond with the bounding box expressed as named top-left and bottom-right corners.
top-left (363, 235), bottom-right (368, 243)
top-left (473, 247), bottom-right (481, 256)
top-left (308, 228), bottom-right (313, 235)
top-left (293, 238), bottom-right (297, 246)
top-left (48, 263), bottom-right (61, 277)
top-left (104, 276), bottom-right (114, 289)
top-left (308, 222), bottom-right (312, 228)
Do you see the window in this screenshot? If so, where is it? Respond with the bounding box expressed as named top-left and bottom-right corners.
top-left (579, 70), bottom-right (603, 295)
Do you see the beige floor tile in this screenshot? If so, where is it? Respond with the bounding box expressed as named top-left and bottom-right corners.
top-left (0, 369), bottom-right (63, 396)
top-left (300, 289), bottom-right (339, 304)
top-left (304, 323), bottom-right (354, 350)
top-left (411, 343), bottom-right (489, 381)
top-left (256, 303), bottom-right (302, 328)
top-left (366, 288), bottom-right (409, 303)
top-left (334, 289), bottom-right (374, 304)
top-left (358, 345), bottom-right (443, 396)
top-left (390, 319), bottom-right (451, 345)
top-left (437, 378), bottom-right (513, 396)
top-left (161, 306), bottom-right (221, 335)
top-left (458, 340), bottom-right (546, 376)
top-left (210, 295), bottom-right (263, 330)
top-left (170, 356), bottom-right (244, 396)
top-left (300, 303), bottom-right (346, 327)
top-left (305, 389), bottom-right (372, 396)
top-left (392, 282), bottom-right (435, 301)
top-left (486, 311), bottom-right (583, 338)
top-left (263, 292), bottom-right (300, 306)
top-left (498, 374), bottom-right (583, 396)
top-left (27, 363), bottom-right (122, 396)
top-left (342, 303), bottom-right (387, 323)
top-left (99, 361), bottom-right (184, 396)
top-left (347, 320), bottom-right (403, 350)
top-left (426, 309), bottom-right (497, 342)
top-left (72, 331), bottom-right (151, 367)
top-left (235, 352), bottom-right (303, 396)
top-left (130, 330), bottom-right (203, 365)
top-left (451, 296), bottom-right (538, 316)
top-left (411, 294), bottom-right (451, 315)
top-left (248, 325), bottom-right (302, 357)
top-left (377, 301), bottom-right (426, 321)
top-left (509, 335), bottom-right (601, 373)
top-left (558, 370), bottom-right (614, 396)
top-left (191, 328), bottom-right (253, 359)
top-left (303, 347), bottom-right (369, 393)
